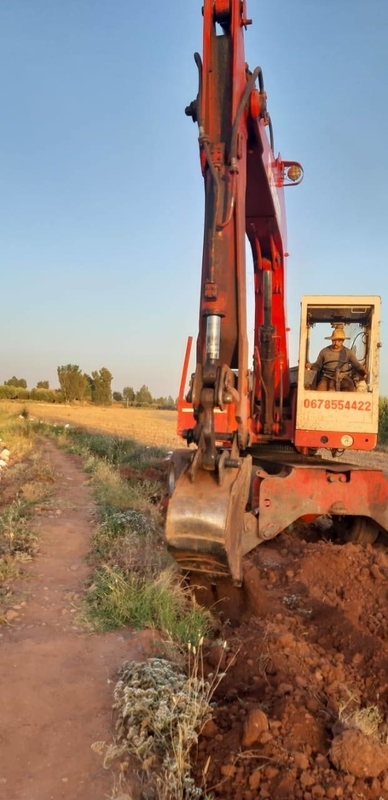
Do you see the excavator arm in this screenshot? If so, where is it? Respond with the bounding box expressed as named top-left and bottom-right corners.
top-left (166, 0), bottom-right (302, 584)
top-left (184, 0), bottom-right (302, 467)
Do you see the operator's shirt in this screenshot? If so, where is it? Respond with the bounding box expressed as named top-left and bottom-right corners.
top-left (310, 345), bottom-right (365, 377)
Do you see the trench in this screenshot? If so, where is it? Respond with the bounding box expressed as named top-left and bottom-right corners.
top-left (187, 523), bottom-right (388, 800)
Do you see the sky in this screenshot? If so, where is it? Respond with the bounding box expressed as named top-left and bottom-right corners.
top-left (0, 0), bottom-right (387, 397)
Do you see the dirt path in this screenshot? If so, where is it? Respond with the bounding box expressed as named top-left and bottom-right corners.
top-left (0, 440), bottom-right (155, 800)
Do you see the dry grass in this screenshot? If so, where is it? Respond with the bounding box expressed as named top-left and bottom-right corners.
top-left (0, 401), bottom-right (182, 448)
top-left (95, 640), bottom-right (227, 800)
top-left (338, 687), bottom-right (384, 739)
top-left (0, 409), bottom-right (61, 608)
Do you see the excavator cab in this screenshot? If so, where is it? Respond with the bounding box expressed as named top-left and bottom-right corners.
top-left (295, 296), bottom-right (381, 452)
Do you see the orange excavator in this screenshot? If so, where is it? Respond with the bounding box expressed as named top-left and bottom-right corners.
top-left (165, 0), bottom-right (387, 585)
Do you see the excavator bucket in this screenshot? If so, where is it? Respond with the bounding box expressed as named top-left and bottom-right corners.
top-left (165, 455), bottom-right (253, 586)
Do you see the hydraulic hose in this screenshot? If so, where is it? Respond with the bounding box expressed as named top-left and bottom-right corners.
top-left (193, 52), bottom-right (221, 284)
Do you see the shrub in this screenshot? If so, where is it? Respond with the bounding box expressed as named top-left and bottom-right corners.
top-left (0, 385), bottom-right (17, 399)
top-left (378, 397), bottom-right (388, 445)
top-left (30, 388), bottom-right (60, 403)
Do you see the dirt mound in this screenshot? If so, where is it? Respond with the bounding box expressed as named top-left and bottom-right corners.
top-left (194, 529), bottom-right (388, 799)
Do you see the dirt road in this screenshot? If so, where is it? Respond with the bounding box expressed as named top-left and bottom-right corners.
top-left (0, 440), bottom-right (155, 800)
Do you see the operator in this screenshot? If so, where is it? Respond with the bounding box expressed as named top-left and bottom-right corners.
top-left (306, 327), bottom-right (368, 391)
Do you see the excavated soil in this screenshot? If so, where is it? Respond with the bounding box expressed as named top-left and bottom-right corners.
top-left (193, 520), bottom-right (388, 799)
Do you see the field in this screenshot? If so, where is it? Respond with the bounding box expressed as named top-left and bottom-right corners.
top-left (1, 400), bottom-right (183, 448)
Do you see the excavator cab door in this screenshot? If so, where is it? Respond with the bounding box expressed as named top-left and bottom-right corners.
top-left (295, 295), bottom-right (381, 452)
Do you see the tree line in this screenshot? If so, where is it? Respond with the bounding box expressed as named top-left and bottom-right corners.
top-left (0, 365), bottom-right (176, 409)
top-left (2, 368), bottom-right (387, 442)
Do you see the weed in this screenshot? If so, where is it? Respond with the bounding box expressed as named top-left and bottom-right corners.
top-left (338, 686), bottom-right (384, 739)
top-left (0, 556), bottom-right (19, 582)
top-left (97, 640), bottom-right (227, 800)
top-left (0, 556), bottom-right (19, 598)
top-left (28, 453), bottom-right (56, 483)
top-left (89, 506), bottom-right (167, 578)
top-left (0, 498), bottom-right (37, 557)
top-left (339, 700), bottom-right (383, 738)
top-left (0, 408), bottom-right (44, 604)
top-left (19, 456), bottom-right (56, 505)
top-left (91, 460), bottom-right (161, 512)
top-left (350, 706), bottom-right (383, 738)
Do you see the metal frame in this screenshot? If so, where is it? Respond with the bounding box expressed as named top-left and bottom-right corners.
top-left (295, 295), bottom-right (381, 451)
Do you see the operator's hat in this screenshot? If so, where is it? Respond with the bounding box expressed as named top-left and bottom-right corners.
top-left (324, 325), bottom-right (349, 341)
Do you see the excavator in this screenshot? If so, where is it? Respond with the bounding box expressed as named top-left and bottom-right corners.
top-left (165, 0), bottom-right (388, 586)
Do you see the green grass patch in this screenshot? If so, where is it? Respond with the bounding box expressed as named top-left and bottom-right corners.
top-left (91, 459), bottom-right (162, 512)
top-left (84, 566), bottom-right (212, 644)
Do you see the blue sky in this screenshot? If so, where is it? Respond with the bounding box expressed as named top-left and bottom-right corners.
top-left (1, 0), bottom-right (387, 396)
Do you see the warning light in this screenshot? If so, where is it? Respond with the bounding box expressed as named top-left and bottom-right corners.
top-left (287, 164), bottom-right (303, 182)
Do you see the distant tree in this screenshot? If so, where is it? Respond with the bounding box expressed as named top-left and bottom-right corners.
top-left (36, 380), bottom-right (49, 389)
top-left (123, 386), bottom-right (135, 401)
top-left (83, 374), bottom-right (93, 401)
top-left (90, 367), bottom-right (113, 404)
top-left (135, 384), bottom-right (153, 406)
top-left (57, 365), bottom-right (89, 402)
top-left (113, 391), bottom-right (123, 403)
top-left (154, 394), bottom-right (176, 409)
top-left (4, 376), bottom-right (27, 388)
top-left (123, 386), bottom-right (135, 406)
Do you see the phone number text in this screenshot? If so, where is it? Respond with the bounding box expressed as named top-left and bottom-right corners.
top-left (304, 398), bottom-right (371, 411)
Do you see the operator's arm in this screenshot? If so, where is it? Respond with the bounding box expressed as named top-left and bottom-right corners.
top-left (346, 348), bottom-right (368, 376)
top-left (306, 350), bottom-right (324, 371)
